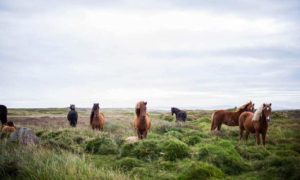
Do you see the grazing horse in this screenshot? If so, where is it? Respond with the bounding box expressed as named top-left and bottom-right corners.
top-left (90, 103), bottom-right (105, 130)
top-left (239, 103), bottom-right (272, 146)
top-left (1, 121), bottom-right (16, 133)
top-left (134, 101), bottom-right (151, 139)
top-left (0, 105), bottom-right (8, 126)
top-left (211, 101), bottom-right (254, 131)
top-left (171, 107), bottom-right (187, 122)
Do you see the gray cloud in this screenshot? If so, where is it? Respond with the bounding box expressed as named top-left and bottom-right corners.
top-left (0, 0), bottom-right (299, 109)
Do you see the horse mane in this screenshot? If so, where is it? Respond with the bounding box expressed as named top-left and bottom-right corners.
top-left (135, 101), bottom-right (146, 117)
top-left (252, 105), bottom-right (263, 121)
top-left (237, 101), bottom-right (251, 111)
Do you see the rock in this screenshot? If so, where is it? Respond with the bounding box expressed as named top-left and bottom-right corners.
top-left (125, 136), bottom-right (139, 143)
top-left (9, 127), bottom-right (39, 145)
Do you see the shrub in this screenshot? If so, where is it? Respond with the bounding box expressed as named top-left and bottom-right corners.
top-left (133, 140), bottom-right (161, 161)
top-left (178, 162), bottom-right (224, 179)
top-left (198, 140), bottom-right (249, 175)
top-left (161, 138), bottom-right (190, 161)
top-left (120, 140), bottom-right (161, 161)
top-left (85, 137), bottom-right (118, 155)
top-left (256, 155), bottom-right (300, 180)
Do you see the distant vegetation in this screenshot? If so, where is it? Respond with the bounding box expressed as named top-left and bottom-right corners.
top-left (1, 109), bottom-right (300, 179)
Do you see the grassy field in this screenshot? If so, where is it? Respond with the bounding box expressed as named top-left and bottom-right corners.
top-left (1, 108), bottom-right (300, 180)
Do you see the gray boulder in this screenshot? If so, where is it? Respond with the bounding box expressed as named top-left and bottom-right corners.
top-left (9, 127), bottom-right (39, 145)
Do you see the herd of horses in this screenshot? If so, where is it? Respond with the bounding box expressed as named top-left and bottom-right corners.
top-left (0, 101), bottom-right (272, 145)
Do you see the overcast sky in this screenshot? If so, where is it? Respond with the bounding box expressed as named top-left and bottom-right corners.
top-left (0, 0), bottom-right (299, 109)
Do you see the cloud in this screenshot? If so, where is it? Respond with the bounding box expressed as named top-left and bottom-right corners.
top-left (0, 0), bottom-right (299, 109)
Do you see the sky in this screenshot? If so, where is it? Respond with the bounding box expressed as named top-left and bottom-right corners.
top-left (0, 0), bottom-right (299, 109)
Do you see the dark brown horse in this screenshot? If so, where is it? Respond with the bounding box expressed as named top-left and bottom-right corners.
top-left (171, 107), bottom-right (187, 122)
top-left (90, 103), bottom-right (105, 130)
top-left (211, 101), bottom-right (254, 131)
top-left (239, 103), bottom-right (272, 145)
top-left (134, 101), bottom-right (151, 139)
top-left (0, 105), bottom-right (8, 126)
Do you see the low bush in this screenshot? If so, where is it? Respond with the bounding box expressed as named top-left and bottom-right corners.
top-left (198, 140), bottom-right (250, 175)
top-left (160, 138), bottom-right (190, 161)
top-left (85, 137), bottom-right (118, 155)
top-left (178, 161), bottom-right (224, 179)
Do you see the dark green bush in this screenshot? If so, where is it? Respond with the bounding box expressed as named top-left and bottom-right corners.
top-left (85, 137), bottom-right (118, 155)
top-left (133, 140), bottom-right (161, 161)
top-left (256, 155), bottom-right (300, 180)
top-left (161, 138), bottom-right (189, 161)
top-left (178, 162), bottom-right (224, 179)
top-left (198, 140), bottom-right (249, 175)
top-left (120, 140), bottom-right (161, 161)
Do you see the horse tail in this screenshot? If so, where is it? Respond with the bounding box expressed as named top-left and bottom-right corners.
top-left (211, 112), bottom-right (216, 131)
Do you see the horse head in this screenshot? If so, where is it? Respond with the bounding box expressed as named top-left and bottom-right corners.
top-left (136, 101), bottom-right (147, 119)
top-left (237, 101), bottom-right (254, 112)
top-left (262, 103), bottom-right (272, 122)
top-left (70, 104), bottom-right (75, 110)
top-left (171, 107), bottom-right (175, 115)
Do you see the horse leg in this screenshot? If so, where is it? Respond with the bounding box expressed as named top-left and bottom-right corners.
top-left (255, 132), bottom-right (261, 145)
top-left (262, 132), bottom-right (266, 146)
top-left (210, 121), bottom-right (214, 131)
top-left (137, 130), bottom-right (142, 139)
top-left (245, 131), bottom-right (250, 141)
top-left (217, 122), bottom-right (222, 131)
top-left (143, 131), bottom-right (148, 139)
top-left (239, 128), bottom-right (244, 141)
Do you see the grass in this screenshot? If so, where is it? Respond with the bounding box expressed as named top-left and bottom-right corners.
top-left (1, 108), bottom-right (300, 179)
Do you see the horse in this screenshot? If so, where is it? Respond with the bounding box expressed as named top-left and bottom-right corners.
top-left (239, 103), bottom-right (272, 146)
top-left (134, 101), bottom-right (151, 139)
top-left (0, 105), bottom-right (8, 127)
top-left (1, 121), bottom-right (16, 133)
top-left (211, 101), bottom-right (254, 131)
top-left (67, 104), bottom-right (78, 127)
top-left (90, 103), bottom-right (105, 130)
top-left (171, 107), bottom-right (187, 122)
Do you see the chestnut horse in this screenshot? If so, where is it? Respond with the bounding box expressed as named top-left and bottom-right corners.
top-left (211, 101), bottom-right (254, 131)
top-left (239, 103), bottom-right (272, 145)
top-left (90, 103), bottom-right (105, 130)
top-left (134, 101), bottom-right (151, 139)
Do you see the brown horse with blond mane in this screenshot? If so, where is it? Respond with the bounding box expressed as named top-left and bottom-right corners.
top-left (239, 103), bottom-right (272, 145)
top-left (134, 101), bottom-right (151, 139)
top-left (211, 101), bottom-right (254, 131)
top-left (90, 103), bottom-right (105, 130)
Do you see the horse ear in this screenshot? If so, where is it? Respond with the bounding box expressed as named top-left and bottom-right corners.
top-left (144, 101), bottom-right (147, 105)
top-left (263, 103), bottom-right (266, 107)
top-left (269, 103), bottom-right (272, 106)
